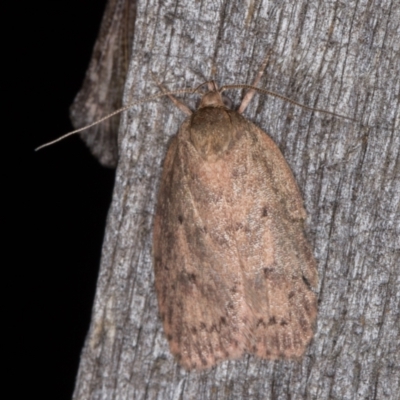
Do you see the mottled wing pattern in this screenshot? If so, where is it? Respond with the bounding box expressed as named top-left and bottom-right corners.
top-left (153, 112), bottom-right (317, 370)
top-left (154, 125), bottom-right (249, 370)
top-left (228, 113), bottom-right (318, 360)
top-left (70, 0), bottom-right (135, 167)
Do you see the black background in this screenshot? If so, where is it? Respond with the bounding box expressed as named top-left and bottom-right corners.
top-left (9, 1), bottom-right (114, 398)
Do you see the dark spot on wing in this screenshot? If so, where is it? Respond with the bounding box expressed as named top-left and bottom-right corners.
top-left (178, 272), bottom-right (197, 289)
top-left (302, 275), bottom-right (312, 290)
top-left (235, 222), bottom-right (244, 231)
top-left (210, 323), bottom-right (218, 332)
top-left (257, 318), bottom-right (266, 328)
top-left (269, 316), bottom-right (277, 325)
top-left (263, 267), bottom-right (274, 278)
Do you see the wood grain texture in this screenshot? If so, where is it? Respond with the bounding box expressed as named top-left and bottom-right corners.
top-left (70, 0), bottom-right (136, 167)
top-left (73, 0), bottom-right (399, 398)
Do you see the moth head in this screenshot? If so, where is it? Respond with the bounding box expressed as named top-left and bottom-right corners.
top-left (198, 90), bottom-right (225, 109)
top-left (197, 81), bottom-right (232, 110)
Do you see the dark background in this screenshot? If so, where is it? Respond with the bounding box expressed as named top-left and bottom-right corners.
top-left (10, 1), bottom-right (114, 398)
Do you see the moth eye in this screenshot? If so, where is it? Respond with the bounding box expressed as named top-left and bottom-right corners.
top-left (221, 95), bottom-right (233, 109)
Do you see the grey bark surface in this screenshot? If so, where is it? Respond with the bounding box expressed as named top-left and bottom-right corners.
top-left (72, 0), bottom-right (399, 399)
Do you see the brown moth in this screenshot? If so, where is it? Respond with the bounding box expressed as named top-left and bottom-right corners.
top-left (153, 78), bottom-right (318, 370)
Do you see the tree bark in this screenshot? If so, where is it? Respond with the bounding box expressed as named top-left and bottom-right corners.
top-left (72, 0), bottom-right (399, 399)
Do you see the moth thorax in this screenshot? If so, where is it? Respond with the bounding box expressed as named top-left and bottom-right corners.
top-left (189, 107), bottom-right (234, 160)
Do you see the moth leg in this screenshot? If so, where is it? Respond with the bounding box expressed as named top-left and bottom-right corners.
top-left (238, 50), bottom-right (272, 114)
top-left (151, 73), bottom-right (192, 116)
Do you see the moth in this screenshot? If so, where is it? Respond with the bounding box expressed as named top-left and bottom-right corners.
top-left (153, 77), bottom-right (318, 370)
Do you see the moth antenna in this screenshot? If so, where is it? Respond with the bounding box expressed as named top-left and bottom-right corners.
top-left (35, 89), bottom-right (198, 151)
top-left (150, 73), bottom-right (193, 116)
top-left (192, 81), bottom-right (210, 94)
top-left (220, 84), bottom-right (356, 122)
